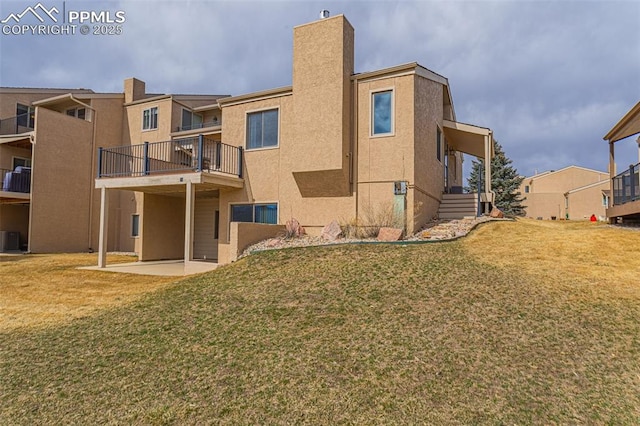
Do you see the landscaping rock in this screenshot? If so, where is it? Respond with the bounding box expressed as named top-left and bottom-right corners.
top-left (490, 207), bottom-right (504, 218)
top-left (321, 220), bottom-right (343, 241)
top-left (377, 227), bottom-right (403, 241)
top-left (285, 218), bottom-right (305, 238)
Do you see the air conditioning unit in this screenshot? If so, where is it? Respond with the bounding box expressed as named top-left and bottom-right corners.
top-left (0, 231), bottom-right (20, 252)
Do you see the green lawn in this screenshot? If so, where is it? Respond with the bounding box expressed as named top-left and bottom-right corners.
top-left (1, 220), bottom-right (639, 424)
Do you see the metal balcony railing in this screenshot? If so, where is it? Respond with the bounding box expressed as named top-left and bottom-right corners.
top-left (612, 162), bottom-right (640, 206)
top-left (97, 135), bottom-right (243, 179)
top-left (176, 119), bottom-right (221, 132)
top-left (1, 167), bottom-right (31, 193)
top-left (0, 113), bottom-right (35, 135)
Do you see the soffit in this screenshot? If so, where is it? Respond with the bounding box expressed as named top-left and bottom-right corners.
top-left (442, 120), bottom-right (492, 159)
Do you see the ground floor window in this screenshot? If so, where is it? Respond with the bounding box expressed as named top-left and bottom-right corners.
top-left (231, 203), bottom-right (277, 224)
top-left (131, 214), bottom-right (140, 237)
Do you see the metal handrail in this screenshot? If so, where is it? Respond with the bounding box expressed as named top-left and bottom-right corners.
top-left (176, 120), bottom-right (221, 132)
top-left (97, 135), bottom-right (242, 179)
top-left (612, 162), bottom-right (640, 206)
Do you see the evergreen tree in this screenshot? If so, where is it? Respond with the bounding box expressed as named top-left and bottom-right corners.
top-left (466, 140), bottom-right (526, 216)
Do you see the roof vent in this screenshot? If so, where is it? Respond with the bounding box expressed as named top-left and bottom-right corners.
top-left (319, 10), bottom-right (330, 19)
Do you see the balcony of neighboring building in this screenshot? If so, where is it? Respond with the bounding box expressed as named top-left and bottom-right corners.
top-left (0, 134), bottom-right (33, 204)
top-left (171, 106), bottom-right (222, 138)
top-left (95, 135), bottom-right (243, 192)
top-left (607, 162), bottom-right (640, 221)
top-left (604, 101), bottom-right (640, 222)
top-left (0, 111), bottom-right (34, 136)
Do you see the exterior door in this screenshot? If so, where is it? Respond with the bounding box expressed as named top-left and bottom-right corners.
top-left (193, 197), bottom-right (218, 261)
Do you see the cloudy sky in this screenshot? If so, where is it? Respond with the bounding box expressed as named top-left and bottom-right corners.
top-left (1, 0), bottom-right (638, 179)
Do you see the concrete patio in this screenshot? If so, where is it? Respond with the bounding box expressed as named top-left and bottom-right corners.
top-left (80, 259), bottom-right (218, 276)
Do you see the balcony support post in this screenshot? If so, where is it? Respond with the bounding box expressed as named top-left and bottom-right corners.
top-left (197, 135), bottom-right (204, 172)
top-left (238, 146), bottom-right (243, 178)
top-left (143, 141), bottom-right (150, 175)
top-left (97, 147), bottom-right (103, 178)
top-left (630, 164), bottom-right (636, 203)
top-left (184, 180), bottom-right (195, 264)
top-left (97, 186), bottom-right (109, 268)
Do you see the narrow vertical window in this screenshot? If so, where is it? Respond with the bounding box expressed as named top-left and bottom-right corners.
top-left (16, 103), bottom-right (35, 129)
top-left (214, 210), bottom-right (220, 239)
top-left (131, 214), bottom-right (140, 237)
top-left (436, 127), bottom-right (442, 162)
top-left (143, 107), bottom-right (158, 130)
top-left (372, 90), bottom-right (393, 136)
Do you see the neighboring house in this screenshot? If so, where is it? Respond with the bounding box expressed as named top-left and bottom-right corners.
top-left (0, 86), bottom-right (226, 254)
top-left (95, 13), bottom-right (494, 268)
top-left (0, 87), bottom-right (109, 253)
top-left (519, 166), bottom-right (609, 220)
top-left (604, 101), bottom-right (640, 223)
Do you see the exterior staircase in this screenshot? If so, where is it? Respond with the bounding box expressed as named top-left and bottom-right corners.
top-left (438, 193), bottom-right (478, 219)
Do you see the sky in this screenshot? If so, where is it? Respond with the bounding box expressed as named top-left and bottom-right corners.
top-left (0, 0), bottom-right (639, 180)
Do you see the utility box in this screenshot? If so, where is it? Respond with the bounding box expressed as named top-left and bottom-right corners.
top-left (0, 231), bottom-right (20, 252)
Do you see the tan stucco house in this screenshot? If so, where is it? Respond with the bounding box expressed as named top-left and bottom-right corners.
top-left (604, 101), bottom-right (640, 223)
top-left (1, 14), bottom-right (495, 267)
top-left (0, 87), bottom-right (124, 253)
top-left (519, 166), bottom-right (609, 220)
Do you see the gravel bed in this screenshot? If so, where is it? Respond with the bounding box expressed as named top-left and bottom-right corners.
top-left (241, 216), bottom-right (501, 258)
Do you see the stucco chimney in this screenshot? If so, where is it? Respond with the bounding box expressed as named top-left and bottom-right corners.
top-left (291, 14), bottom-right (354, 197)
top-left (124, 78), bottom-right (145, 103)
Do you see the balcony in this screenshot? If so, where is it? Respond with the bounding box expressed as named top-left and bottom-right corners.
top-left (0, 113), bottom-right (34, 135)
top-left (175, 119), bottom-right (221, 133)
top-left (612, 162), bottom-right (640, 205)
top-left (1, 167), bottom-right (31, 204)
top-left (97, 136), bottom-right (243, 179)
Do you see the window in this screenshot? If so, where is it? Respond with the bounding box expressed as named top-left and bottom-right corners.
top-left (66, 107), bottom-right (86, 120)
top-left (436, 127), bottom-right (442, 162)
top-left (371, 90), bottom-right (393, 136)
top-left (182, 109), bottom-right (203, 131)
top-left (131, 215), bottom-right (140, 237)
top-left (142, 107), bottom-right (158, 130)
top-left (525, 185), bottom-right (530, 193)
top-left (214, 210), bottom-right (220, 240)
top-left (16, 103), bottom-right (35, 129)
top-left (246, 109), bottom-right (278, 149)
top-left (12, 157), bottom-right (31, 169)
top-left (231, 203), bottom-right (277, 224)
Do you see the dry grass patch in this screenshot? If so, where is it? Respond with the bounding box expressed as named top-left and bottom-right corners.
top-left (464, 219), bottom-right (640, 293)
top-left (1, 222), bottom-right (639, 423)
top-left (0, 253), bottom-right (176, 331)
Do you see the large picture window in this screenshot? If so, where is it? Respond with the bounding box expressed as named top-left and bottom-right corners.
top-left (142, 107), bottom-right (158, 130)
top-left (246, 109), bottom-right (278, 150)
top-left (231, 203), bottom-right (278, 224)
top-left (372, 90), bottom-right (393, 136)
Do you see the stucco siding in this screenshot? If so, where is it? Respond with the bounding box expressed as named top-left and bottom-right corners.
top-left (140, 193), bottom-right (184, 261)
top-left (29, 108), bottom-right (95, 252)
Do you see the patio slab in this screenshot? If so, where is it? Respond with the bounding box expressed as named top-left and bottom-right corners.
top-left (79, 260), bottom-right (218, 276)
